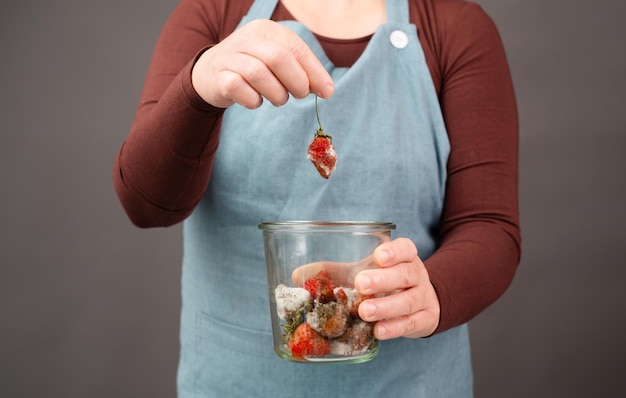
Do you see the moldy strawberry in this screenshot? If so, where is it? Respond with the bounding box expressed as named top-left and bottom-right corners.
top-left (307, 96), bottom-right (337, 179)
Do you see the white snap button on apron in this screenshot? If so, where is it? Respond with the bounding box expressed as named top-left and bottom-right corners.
top-left (390, 30), bottom-right (409, 49)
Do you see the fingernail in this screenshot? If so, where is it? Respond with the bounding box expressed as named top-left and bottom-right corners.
top-left (356, 274), bottom-right (371, 291)
top-left (377, 249), bottom-right (390, 265)
top-left (361, 302), bottom-right (376, 318)
top-left (320, 82), bottom-right (334, 98)
top-left (376, 323), bottom-right (389, 339)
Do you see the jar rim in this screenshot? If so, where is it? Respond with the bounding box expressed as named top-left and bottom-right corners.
top-left (258, 221), bottom-right (396, 231)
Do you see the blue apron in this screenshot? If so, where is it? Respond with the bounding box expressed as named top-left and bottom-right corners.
top-left (178, 0), bottom-right (472, 396)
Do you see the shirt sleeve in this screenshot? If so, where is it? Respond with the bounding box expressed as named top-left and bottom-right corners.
top-left (422, 2), bottom-right (522, 334)
top-left (112, 0), bottom-right (246, 227)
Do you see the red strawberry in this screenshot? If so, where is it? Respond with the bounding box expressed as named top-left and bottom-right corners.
top-left (308, 134), bottom-right (337, 179)
top-left (307, 96), bottom-right (337, 179)
top-left (288, 322), bottom-right (330, 357)
top-left (303, 270), bottom-right (336, 304)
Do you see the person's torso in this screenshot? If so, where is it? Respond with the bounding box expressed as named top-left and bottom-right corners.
top-left (178, 0), bottom-right (470, 396)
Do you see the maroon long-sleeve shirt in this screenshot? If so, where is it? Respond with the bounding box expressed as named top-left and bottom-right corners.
top-left (113, 0), bottom-right (521, 334)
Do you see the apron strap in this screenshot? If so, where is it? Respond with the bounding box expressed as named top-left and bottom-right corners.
top-left (387, 0), bottom-right (410, 24)
top-left (244, 0), bottom-right (279, 20)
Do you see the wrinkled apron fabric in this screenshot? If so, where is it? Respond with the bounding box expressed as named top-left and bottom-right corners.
top-left (178, 0), bottom-right (472, 396)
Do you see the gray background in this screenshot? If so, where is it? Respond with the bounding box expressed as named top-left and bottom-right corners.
top-left (1, 0), bottom-right (624, 396)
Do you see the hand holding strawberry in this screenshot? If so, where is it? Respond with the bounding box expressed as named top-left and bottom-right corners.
top-left (191, 20), bottom-right (333, 109)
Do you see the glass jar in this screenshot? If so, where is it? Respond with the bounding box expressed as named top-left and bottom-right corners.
top-left (259, 221), bottom-right (395, 364)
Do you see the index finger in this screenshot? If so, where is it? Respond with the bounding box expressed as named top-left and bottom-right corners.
top-left (245, 21), bottom-right (334, 99)
top-left (373, 238), bottom-right (419, 268)
top-left (281, 36), bottom-right (334, 99)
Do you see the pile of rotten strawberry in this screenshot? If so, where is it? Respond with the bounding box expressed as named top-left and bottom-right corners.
top-left (275, 270), bottom-right (376, 358)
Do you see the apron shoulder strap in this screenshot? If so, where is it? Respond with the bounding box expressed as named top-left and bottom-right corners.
top-left (244, 0), bottom-right (279, 20)
top-left (387, 0), bottom-right (410, 24)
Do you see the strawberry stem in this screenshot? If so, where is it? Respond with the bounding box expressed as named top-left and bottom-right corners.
top-left (314, 96), bottom-right (332, 140)
top-left (315, 95), bottom-right (323, 131)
